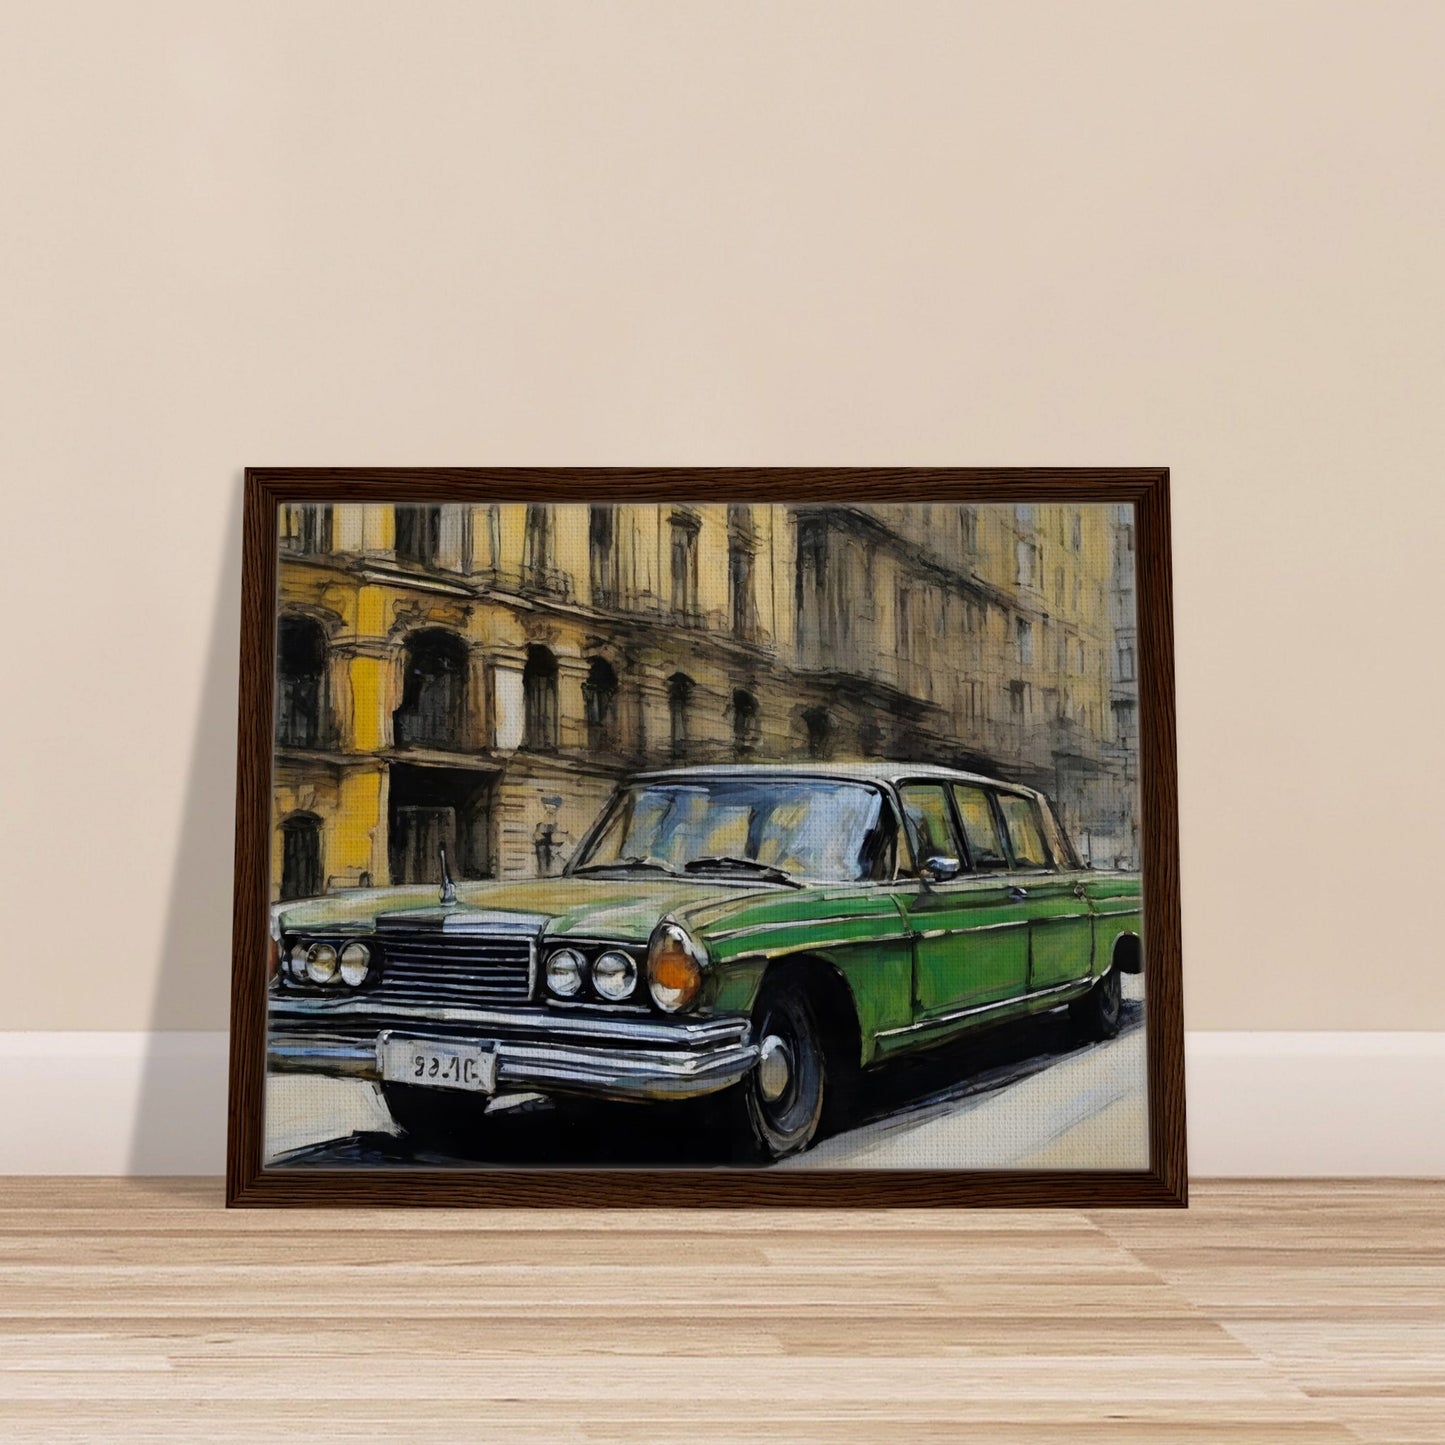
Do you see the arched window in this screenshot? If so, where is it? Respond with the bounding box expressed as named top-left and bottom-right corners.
top-left (668, 673), bottom-right (693, 760)
top-left (523, 645), bottom-right (559, 751)
top-left (277, 615), bottom-right (327, 748)
top-left (583, 657), bottom-right (618, 752)
top-left (732, 689), bottom-right (760, 758)
top-left (279, 812), bottom-right (323, 900)
top-left (802, 706), bottom-right (832, 760)
top-left (394, 629), bottom-right (468, 748)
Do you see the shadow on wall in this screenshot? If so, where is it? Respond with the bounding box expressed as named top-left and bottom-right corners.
top-left (129, 474), bottom-right (243, 1175)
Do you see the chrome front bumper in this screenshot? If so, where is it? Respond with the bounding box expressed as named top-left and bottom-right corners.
top-left (267, 995), bottom-right (758, 1103)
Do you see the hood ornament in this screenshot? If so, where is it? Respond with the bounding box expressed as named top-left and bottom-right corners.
top-left (438, 843), bottom-right (457, 906)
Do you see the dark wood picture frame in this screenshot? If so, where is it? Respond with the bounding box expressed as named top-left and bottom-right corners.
top-left (228, 468), bottom-right (1184, 1207)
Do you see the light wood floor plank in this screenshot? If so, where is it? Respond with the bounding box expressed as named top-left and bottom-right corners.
top-left (1094, 1180), bottom-right (1445, 1444)
top-left (0, 1179), bottom-right (1439, 1440)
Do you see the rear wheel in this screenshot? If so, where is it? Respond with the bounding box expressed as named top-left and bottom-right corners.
top-left (1070, 964), bottom-right (1122, 1042)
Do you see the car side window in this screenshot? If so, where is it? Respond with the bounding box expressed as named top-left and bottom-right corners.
top-left (951, 785), bottom-right (1009, 870)
top-left (898, 784), bottom-right (962, 877)
top-left (858, 794), bottom-right (901, 881)
top-left (998, 794), bottom-right (1052, 870)
top-left (1038, 798), bottom-right (1082, 870)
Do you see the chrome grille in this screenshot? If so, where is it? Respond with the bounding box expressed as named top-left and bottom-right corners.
top-left (375, 933), bottom-right (534, 1007)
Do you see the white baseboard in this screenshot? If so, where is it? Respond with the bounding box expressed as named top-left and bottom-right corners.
top-left (2, 1030), bottom-right (1442, 1177)
top-left (1184, 1031), bottom-right (1445, 1177)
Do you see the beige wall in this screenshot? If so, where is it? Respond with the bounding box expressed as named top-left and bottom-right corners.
top-left (4, 1), bottom-right (1443, 1032)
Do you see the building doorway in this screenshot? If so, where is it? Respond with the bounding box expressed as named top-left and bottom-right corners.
top-left (387, 763), bottom-right (495, 885)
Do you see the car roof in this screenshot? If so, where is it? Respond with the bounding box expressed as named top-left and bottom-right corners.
top-left (629, 760), bottom-right (1046, 800)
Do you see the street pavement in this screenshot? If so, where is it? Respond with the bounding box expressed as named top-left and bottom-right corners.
top-left (266, 977), bottom-right (1147, 1171)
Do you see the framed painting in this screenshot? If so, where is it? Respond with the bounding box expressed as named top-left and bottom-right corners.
top-left (227, 469), bottom-right (1184, 1206)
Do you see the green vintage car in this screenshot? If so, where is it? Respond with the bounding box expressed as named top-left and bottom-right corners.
top-left (268, 763), bottom-right (1142, 1161)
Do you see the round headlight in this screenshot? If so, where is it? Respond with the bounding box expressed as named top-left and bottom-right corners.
top-left (593, 949), bottom-right (638, 1001)
top-left (647, 923), bottom-right (704, 1013)
top-left (339, 941), bottom-right (372, 987)
top-left (546, 947), bottom-right (586, 997)
top-left (305, 942), bottom-right (339, 984)
top-left (287, 944), bottom-right (310, 981)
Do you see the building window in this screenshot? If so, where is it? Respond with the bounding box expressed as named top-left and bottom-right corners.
top-left (1054, 568), bottom-right (1065, 607)
top-left (729, 538), bottom-right (754, 635)
top-left (277, 615), bottom-right (327, 748)
top-left (395, 506), bottom-right (441, 567)
top-left (1113, 697), bottom-right (1138, 742)
top-left (731, 689), bottom-right (760, 757)
top-left (394, 629), bottom-right (468, 748)
top-left (588, 506), bottom-right (617, 605)
top-left (670, 514), bottom-right (700, 622)
top-left (895, 587), bottom-right (912, 659)
top-left (1009, 679), bottom-right (1032, 720)
top-left (797, 517), bottom-right (828, 578)
top-left (281, 504), bottom-right (332, 555)
top-left (1117, 638), bottom-right (1136, 682)
top-left (523, 504), bottom-right (554, 588)
top-left (1015, 616), bottom-right (1034, 667)
top-left (728, 508), bottom-right (756, 637)
top-left (795, 515), bottom-right (830, 651)
top-left (802, 706), bottom-right (832, 759)
top-left (1071, 512), bottom-right (1083, 552)
top-left (958, 506), bottom-right (978, 554)
top-left (1015, 503), bottom-right (1035, 527)
top-left (476, 504), bottom-right (501, 573)
top-left (583, 656), bottom-right (618, 751)
top-left (279, 813), bottom-right (323, 901)
top-left (1016, 539), bottom-right (1039, 589)
top-left (962, 680), bottom-right (984, 727)
top-left (522, 645), bottom-right (559, 751)
top-left (668, 673), bottom-right (693, 759)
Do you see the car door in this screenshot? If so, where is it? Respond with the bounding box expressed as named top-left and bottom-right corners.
top-left (994, 791), bottom-right (1094, 991)
top-left (896, 781), bottom-right (1030, 1020)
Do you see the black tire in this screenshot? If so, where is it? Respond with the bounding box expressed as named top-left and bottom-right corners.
top-left (380, 1082), bottom-right (490, 1153)
top-left (721, 974), bottom-right (828, 1163)
top-left (1070, 965), bottom-right (1123, 1042)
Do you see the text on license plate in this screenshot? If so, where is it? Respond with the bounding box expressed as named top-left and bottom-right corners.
top-left (378, 1037), bottom-right (498, 1094)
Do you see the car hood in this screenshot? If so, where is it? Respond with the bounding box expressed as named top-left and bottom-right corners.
top-left (273, 875), bottom-right (782, 946)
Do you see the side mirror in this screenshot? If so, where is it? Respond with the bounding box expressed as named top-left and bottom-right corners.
top-left (921, 855), bottom-right (961, 883)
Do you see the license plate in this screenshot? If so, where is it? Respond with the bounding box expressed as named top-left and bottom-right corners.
top-left (378, 1036), bottom-right (498, 1094)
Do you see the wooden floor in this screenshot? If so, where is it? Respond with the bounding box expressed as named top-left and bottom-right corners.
top-left (0, 1181), bottom-right (1440, 1442)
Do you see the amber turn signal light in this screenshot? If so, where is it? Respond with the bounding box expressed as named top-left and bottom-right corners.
top-left (647, 923), bottom-right (704, 1013)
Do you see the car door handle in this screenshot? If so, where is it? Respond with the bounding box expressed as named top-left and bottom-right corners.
top-left (1008, 886), bottom-right (1028, 901)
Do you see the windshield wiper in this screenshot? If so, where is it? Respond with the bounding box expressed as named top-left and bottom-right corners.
top-left (682, 856), bottom-right (803, 888)
top-left (573, 855), bottom-right (682, 877)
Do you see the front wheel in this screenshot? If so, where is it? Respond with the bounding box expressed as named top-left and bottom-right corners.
top-left (1070, 965), bottom-right (1123, 1042)
top-left (721, 976), bottom-right (827, 1163)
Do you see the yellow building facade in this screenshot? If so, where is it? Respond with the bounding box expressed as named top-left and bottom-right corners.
top-left (271, 500), bottom-right (1134, 900)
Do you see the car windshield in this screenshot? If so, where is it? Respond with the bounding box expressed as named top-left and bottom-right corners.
top-left (572, 777), bottom-right (890, 884)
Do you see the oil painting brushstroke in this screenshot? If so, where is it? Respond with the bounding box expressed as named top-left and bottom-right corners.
top-left (263, 501), bottom-right (1144, 1169)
